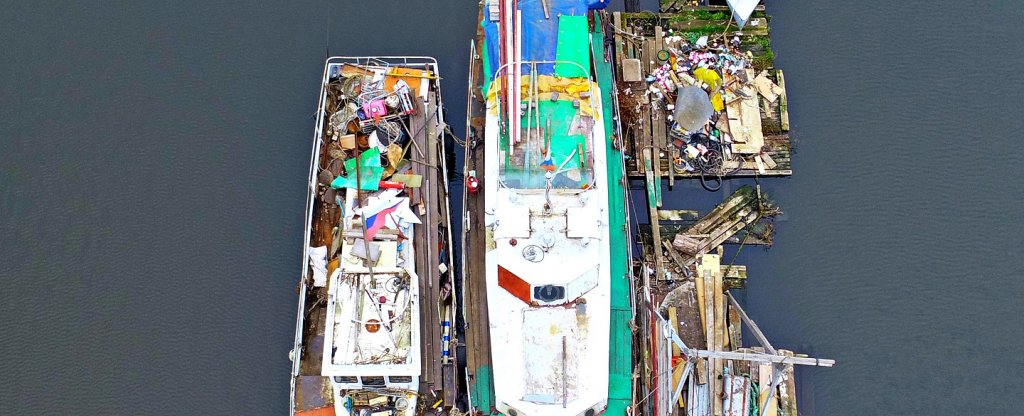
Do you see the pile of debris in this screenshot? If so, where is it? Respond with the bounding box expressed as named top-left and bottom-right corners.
top-left (614, 17), bottom-right (790, 184)
top-left (310, 62), bottom-right (436, 291)
top-left (623, 26), bottom-right (787, 182)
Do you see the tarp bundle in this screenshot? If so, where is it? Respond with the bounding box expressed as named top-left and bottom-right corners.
top-left (486, 75), bottom-right (599, 117)
top-left (726, 0), bottom-right (760, 29)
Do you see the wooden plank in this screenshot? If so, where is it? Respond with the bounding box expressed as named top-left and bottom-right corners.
top-left (660, 5), bottom-right (765, 14)
top-left (693, 263), bottom-right (705, 337)
top-left (749, 353), bottom-right (759, 381)
top-left (778, 350), bottom-right (798, 416)
top-left (613, 12), bottom-right (624, 77)
top-left (776, 70), bottom-right (790, 131)
top-left (687, 349), bottom-right (835, 367)
top-left (644, 149), bottom-right (666, 281)
top-left (654, 26), bottom-right (666, 75)
top-left (652, 110), bottom-right (665, 205)
top-left (753, 71), bottom-right (780, 103)
top-left (659, 209), bottom-right (699, 221)
top-left (464, 26), bottom-right (497, 412)
top-left (638, 93), bottom-right (652, 174)
top-left (727, 302), bottom-right (742, 352)
top-left (426, 91), bottom-right (443, 393)
top-left (672, 361), bottom-right (686, 409)
top-left (642, 38), bottom-right (654, 73)
top-left (720, 265), bottom-right (747, 280)
top-left (725, 81), bottom-right (764, 154)
top-left (712, 255), bottom-right (726, 416)
top-left (695, 254), bottom-right (723, 416)
top-left (696, 357), bottom-right (708, 385)
top-left (663, 239), bottom-right (693, 281)
top-left (688, 187), bottom-right (756, 235)
top-left (757, 359), bottom-right (779, 416)
top-left (669, 307), bottom-right (681, 357)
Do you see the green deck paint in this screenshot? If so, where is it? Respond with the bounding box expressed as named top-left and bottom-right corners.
top-left (471, 364), bottom-right (497, 415)
top-left (593, 14), bottom-right (634, 416)
top-left (556, 15), bottom-right (592, 78)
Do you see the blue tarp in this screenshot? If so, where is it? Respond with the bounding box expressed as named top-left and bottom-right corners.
top-left (482, 18), bottom-right (501, 79)
top-left (518, 0), bottom-right (589, 74)
top-left (481, 0), bottom-right (608, 79)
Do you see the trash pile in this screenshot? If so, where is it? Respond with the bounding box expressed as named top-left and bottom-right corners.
top-left (628, 30), bottom-right (785, 188)
top-left (309, 62), bottom-right (436, 288)
top-left (321, 63), bottom-right (432, 196)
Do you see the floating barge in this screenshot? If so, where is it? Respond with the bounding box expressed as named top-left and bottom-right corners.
top-left (290, 57), bottom-right (457, 416)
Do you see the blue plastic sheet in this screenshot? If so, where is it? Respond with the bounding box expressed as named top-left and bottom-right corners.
top-left (482, 0), bottom-right (600, 78)
top-left (518, 0), bottom-right (589, 74)
top-left (482, 19), bottom-right (501, 80)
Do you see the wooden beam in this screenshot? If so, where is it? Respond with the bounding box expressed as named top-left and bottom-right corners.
top-left (778, 350), bottom-right (799, 416)
top-left (726, 291), bottom-right (776, 354)
top-left (669, 307), bottom-right (681, 357)
top-left (644, 148), bottom-right (666, 281)
top-left (776, 70), bottom-right (790, 131)
top-left (662, 239), bottom-right (690, 279)
top-left (685, 349), bottom-right (835, 367)
top-left (727, 303), bottom-right (742, 352)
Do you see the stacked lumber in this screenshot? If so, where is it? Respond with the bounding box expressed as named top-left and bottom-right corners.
top-left (671, 185), bottom-right (760, 266)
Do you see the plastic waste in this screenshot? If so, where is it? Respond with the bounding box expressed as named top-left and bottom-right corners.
top-left (330, 147), bottom-right (384, 191)
top-left (673, 86), bottom-right (715, 133)
top-left (693, 68), bottom-right (724, 111)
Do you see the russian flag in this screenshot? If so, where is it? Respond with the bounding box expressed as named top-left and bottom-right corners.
top-left (364, 201), bottom-right (400, 240)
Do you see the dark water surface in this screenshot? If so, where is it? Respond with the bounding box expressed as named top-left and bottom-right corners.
top-left (1, 1), bottom-right (1021, 415)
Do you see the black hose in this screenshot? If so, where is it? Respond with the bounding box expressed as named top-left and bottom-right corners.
top-left (700, 172), bottom-right (722, 192)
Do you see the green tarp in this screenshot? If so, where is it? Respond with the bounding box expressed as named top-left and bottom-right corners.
top-left (330, 147), bottom-right (384, 191)
top-left (555, 15), bottom-right (591, 78)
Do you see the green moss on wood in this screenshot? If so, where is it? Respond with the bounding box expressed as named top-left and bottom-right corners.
top-left (752, 48), bottom-right (774, 70)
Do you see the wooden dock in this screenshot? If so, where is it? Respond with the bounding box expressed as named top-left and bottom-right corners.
top-left (634, 188), bottom-right (833, 416)
top-left (462, 15), bottom-right (497, 414)
top-left (610, 8), bottom-right (795, 180)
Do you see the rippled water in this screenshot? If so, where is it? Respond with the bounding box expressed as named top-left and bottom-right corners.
top-left (1, 1), bottom-right (1021, 415)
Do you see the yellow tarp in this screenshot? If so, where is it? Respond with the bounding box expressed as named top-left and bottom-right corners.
top-left (385, 67), bottom-right (434, 98)
top-left (486, 75), bottom-right (600, 118)
top-left (694, 68), bottom-right (724, 112)
top-left (338, 64), bottom-right (434, 98)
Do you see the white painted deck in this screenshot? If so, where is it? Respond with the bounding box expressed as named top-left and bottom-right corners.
top-left (483, 85), bottom-right (611, 416)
